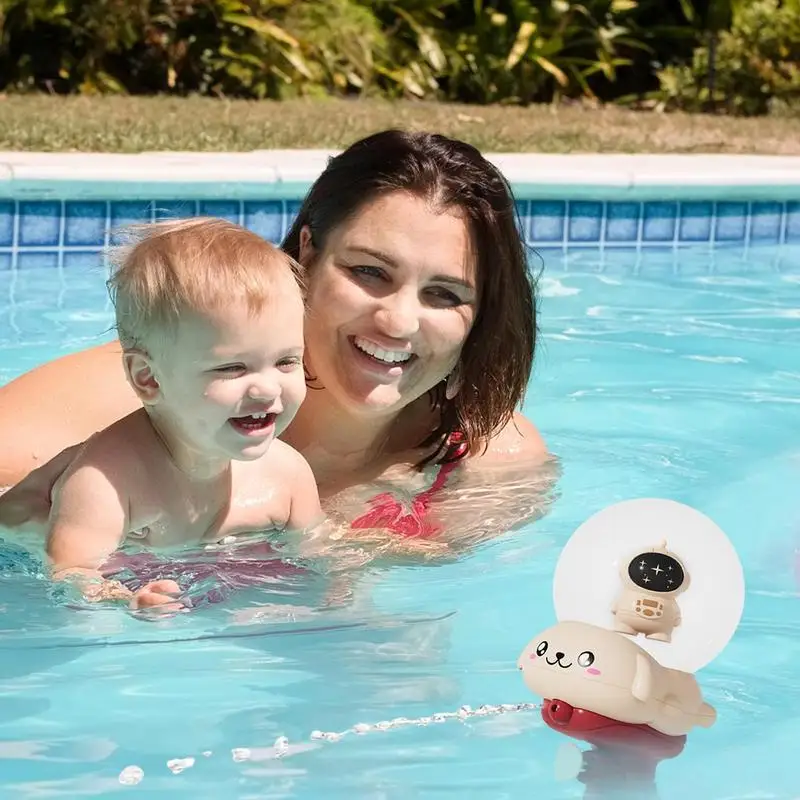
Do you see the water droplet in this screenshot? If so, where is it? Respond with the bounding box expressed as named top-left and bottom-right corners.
top-left (167, 757), bottom-right (195, 774)
top-left (274, 736), bottom-right (289, 756)
top-left (231, 748), bottom-right (251, 762)
top-left (119, 766), bottom-right (144, 786)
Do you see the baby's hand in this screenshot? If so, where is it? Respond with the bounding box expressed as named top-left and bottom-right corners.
top-left (130, 579), bottom-right (183, 612)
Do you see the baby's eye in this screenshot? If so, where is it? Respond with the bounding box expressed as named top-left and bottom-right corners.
top-left (277, 357), bottom-right (302, 371)
top-left (212, 364), bottom-right (245, 375)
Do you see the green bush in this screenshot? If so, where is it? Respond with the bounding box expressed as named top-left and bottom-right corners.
top-left (0, 0), bottom-right (657, 103)
top-left (657, 0), bottom-right (800, 115)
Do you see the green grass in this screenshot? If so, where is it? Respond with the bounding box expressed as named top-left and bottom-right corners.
top-left (0, 95), bottom-right (799, 153)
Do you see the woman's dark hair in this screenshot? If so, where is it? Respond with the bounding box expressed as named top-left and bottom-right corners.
top-left (283, 129), bottom-right (538, 469)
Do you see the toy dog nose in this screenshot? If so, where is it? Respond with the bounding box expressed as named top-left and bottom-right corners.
top-left (548, 699), bottom-right (574, 724)
top-left (555, 651), bottom-right (565, 659)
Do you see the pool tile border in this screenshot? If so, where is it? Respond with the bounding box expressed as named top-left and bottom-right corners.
top-left (1, 152), bottom-right (799, 268)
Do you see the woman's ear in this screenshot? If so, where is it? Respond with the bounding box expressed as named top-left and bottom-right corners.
top-left (122, 349), bottom-right (161, 406)
top-left (299, 225), bottom-right (315, 265)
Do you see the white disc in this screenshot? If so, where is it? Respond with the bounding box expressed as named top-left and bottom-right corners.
top-left (552, 498), bottom-right (745, 672)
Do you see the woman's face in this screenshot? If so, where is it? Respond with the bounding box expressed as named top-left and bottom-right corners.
top-left (300, 191), bottom-right (478, 418)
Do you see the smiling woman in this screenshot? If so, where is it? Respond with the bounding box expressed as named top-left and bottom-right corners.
top-left (0, 130), bottom-right (556, 555)
top-left (295, 192), bottom-right (475, 448)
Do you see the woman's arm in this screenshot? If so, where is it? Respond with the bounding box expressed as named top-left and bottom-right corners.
top-left (425, 412), bottom-right (560, 552)
top-left (0, 340), bottom-right (140, 487)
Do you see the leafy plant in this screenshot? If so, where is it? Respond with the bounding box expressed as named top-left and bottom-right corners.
top-left (657, 0), bottom-right (800, 115)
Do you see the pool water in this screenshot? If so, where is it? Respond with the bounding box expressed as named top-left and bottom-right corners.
top-left (1, 243), bottom-right (799, 799)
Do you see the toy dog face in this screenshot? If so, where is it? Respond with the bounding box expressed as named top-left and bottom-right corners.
top-left (620, 541), bottom-right (689, 596)
top-left (517, 620), bottom-right (657, 725)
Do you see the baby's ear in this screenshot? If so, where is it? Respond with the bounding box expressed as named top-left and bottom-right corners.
top-left (123, 349), bottom-right (161, 405)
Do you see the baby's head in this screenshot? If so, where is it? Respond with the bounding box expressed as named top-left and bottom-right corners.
top-left (107, 217), bottom-right (307, 462)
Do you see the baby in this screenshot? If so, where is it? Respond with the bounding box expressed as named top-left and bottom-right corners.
top-left (35, 217), bottom-right (323, 608)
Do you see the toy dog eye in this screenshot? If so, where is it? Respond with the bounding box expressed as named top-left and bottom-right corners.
top-left (536, 641), bottom-right (548, 656)
top-left (577, 651), bottom-right (595, 667)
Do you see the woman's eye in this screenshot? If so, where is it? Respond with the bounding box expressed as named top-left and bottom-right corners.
top-left (350, 265), bottom-right (387, 281)
top-left (426, 287), bottom-right (464, 307)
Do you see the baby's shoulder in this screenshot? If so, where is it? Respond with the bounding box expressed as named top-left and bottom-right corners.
top-left (61, 411), bottom-right (157, 484)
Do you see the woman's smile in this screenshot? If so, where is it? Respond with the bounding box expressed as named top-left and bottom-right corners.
top-left (350, 335), bottom-right (417, 380)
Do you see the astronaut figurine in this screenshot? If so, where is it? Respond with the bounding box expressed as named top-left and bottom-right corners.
top-left (611, 540), bottom-right (690, 643)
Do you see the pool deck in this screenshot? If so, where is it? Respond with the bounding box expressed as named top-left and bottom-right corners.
top-left (1, 151), bottom-right (800, 201)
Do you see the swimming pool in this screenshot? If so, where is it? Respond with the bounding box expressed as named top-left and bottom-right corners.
top-left (1, 174), bottom-right (800, 799)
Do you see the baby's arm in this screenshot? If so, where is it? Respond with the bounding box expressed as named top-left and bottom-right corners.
top-left (46, 458), bottom-right (134, 602)
top-left (285, 449), bottom-right (325, 532)
top-left (47, 455), bottom-right (182, 610)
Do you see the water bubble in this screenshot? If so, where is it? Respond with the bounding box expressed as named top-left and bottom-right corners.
top-left (231, 747), bottom-right (251, 762)
top-left (119, 766), bottom-right (144, 786)
top-left (167, 757), bottom-right (195, 774)
top-left (274, 736), bottom-right (289, 757)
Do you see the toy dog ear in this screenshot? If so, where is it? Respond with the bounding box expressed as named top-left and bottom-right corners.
top-left (631, 652), bottom-right (653, 703)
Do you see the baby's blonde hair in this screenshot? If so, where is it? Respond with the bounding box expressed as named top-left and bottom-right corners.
top-left (106, 217), bottom-right (304, 351)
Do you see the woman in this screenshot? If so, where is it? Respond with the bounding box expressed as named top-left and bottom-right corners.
top-left (0, 130), bottom-right (555, 552)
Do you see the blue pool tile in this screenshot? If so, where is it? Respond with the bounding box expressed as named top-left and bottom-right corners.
top-left (715, 202), bottom-right (747, 242)
top-left (18, 201), bottom-right (61, 247)
top-left (679, 202), bottom-right (713, 242)
top-left (154, 200), bottom-right (197, 220)
top-left (64, 202), bottom-right (106, 247)
top-left (604, 203), bottom-right (639, 242)
top-left (199, 201), bottom-right (241, 224)
top-left (17, 251), bottom-right (59, 270)
top-left (749, 201), bottom-right (782, 242)
top-left (0, 253), bottom-right (11, 270)
top-left (642, 202), bottom-right (677, 242)
top-left (785, 201), bottom-right (800, 242)
top-left (110, 202), bottom-right (152, 244)
top-left (284, 201), bottom-right (303, 239)
top-left (568, 202), bottom-right (603, 243)
top-left (244, 201), bottom-right (283, 243)
top-left (0, 201), bottom-right (13, 247)
top-left (63, 251), bottom-right (102, 270)
top-left (515, 200), bottom-right (531, 241)
top-left (530, 201), bottom-right (565, 243)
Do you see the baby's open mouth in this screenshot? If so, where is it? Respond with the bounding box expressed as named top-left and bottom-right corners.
top-left (229, 412), bottom-right (277, 436)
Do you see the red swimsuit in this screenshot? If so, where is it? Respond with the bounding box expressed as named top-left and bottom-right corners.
top-left (349, 433), bottom-right (468, 539)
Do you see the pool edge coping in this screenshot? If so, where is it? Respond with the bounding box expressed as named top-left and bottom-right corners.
top-left (2, 151), bottom-right (800, 201)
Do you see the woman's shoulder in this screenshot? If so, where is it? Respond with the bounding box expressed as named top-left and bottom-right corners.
top-left (467, 412), bottom-right (549, 468)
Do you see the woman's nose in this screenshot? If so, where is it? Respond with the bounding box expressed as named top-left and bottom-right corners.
top-left (374, 291), bottom-right (420, 338)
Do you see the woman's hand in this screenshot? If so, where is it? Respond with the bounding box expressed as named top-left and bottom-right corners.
top-left (0, 442), bottom-right (85, 533)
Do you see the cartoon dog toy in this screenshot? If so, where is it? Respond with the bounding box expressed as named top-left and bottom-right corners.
top-left (611, 540), bottom-right (689, 643)
top-left (517, 620), bottom-right (715, 737)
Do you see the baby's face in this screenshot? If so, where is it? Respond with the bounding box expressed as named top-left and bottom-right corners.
top-left (150, 279), bottom-right (306, 463)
